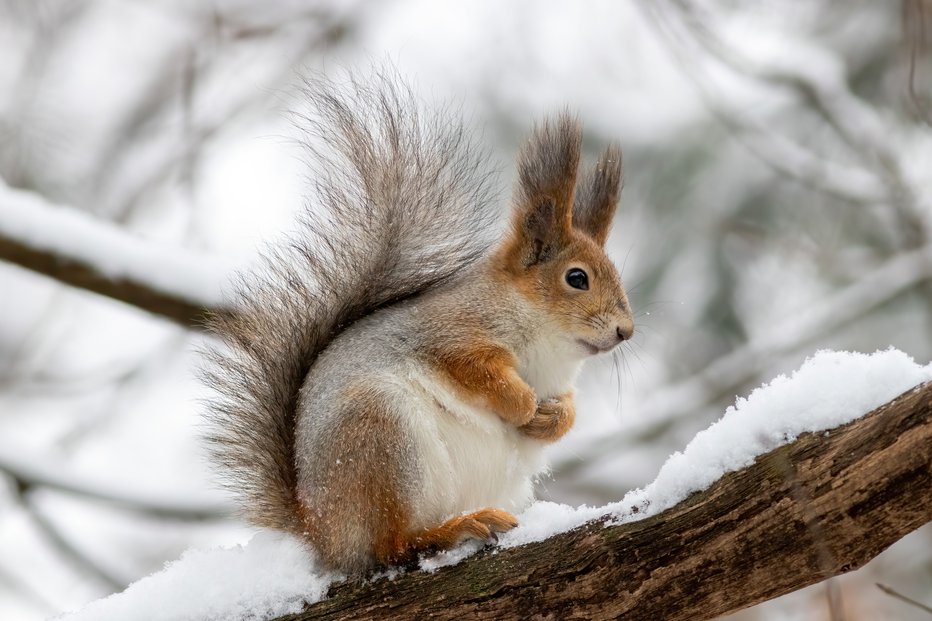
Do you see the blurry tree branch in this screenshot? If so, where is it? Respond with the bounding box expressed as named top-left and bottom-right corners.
top-left (0, 446), bottom-right (232, 520)
top-left (93, 4), bottom-right (360, 223)
top-left (903, 0), bottom-right (932, 126)
top-left (0, 561), bottom-right (57, 616)
top-left (876, 582), bottom-right (932, 615)
top-left (649, 0), bottom-right (929, 248)
top-left (280, 382), bottom-right (931, 621)
top-left (11, 489), bottom-right (127, 592)
top-left (0, 438), bottom-right (233, 602)
top-left (0, 178), bottom-right (230, 328)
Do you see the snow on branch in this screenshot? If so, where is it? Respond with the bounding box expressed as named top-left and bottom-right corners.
top-left (59, 350), bottom-right (932, 621)
top-left (0, 178), bottom-right (232, 327)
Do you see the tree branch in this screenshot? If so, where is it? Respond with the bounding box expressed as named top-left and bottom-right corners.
top-left (0, 447), bottom-right (232, 520)
top-left (655, 0), bottom-right (929, 247)
top-left (639, 1), bottom-right (889, 207)
top-left (0, 178), bottom-right (230, 328)
top-left (282, 381), bottom-right (932, 620)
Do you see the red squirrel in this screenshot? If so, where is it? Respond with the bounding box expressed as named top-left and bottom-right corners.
top-left (203, 74), bottom-right (633, 574)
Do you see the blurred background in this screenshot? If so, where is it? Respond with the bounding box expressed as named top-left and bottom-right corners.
top-left (0, 0), bottom-right (930, 619)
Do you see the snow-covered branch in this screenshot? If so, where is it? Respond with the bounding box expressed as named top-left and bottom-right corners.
top-left (284, 380), bottom-right (932, 620)
top-left (0, 178), bottom-right (231, 327)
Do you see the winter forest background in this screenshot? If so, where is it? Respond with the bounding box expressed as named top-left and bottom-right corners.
top-left (1, 1), bottom-right (931, 619)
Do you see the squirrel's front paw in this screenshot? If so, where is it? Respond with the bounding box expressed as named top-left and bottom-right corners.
top-left (494, 378), bottom-right (537, 426)
top-left (518, 393), bottom-right (576, 442)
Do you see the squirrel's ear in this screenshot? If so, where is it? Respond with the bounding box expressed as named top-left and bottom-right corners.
top-left (572, 143), bottom-right (622, 247)
top-left (508, 113), bottom-right (581, 267)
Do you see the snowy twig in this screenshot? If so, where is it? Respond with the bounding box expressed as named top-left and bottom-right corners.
top-left (0, 178), bottom-right (231, 328)
top-left (279, 381), bottom-right (932, 620)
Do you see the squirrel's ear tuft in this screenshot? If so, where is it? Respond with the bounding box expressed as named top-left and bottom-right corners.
top-left (516, 113), bottom-right (581, 224)
top-left (572, 143), bottom-right (622, 246)
top-left (506, 113), bottom-right (581, 267)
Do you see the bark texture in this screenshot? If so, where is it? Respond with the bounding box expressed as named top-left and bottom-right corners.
top-left (280, 381), bottom-right (932, 621)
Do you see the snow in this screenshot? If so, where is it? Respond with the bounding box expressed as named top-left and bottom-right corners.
top-left (619, 348), bottom-right (930, 516)
top-left (57, 532), bottom-right (338, 621)
top-left (59, 348), bottom-right (932, 619)
top-left (0, 178), bottom-right (232, 309)
top-left (500, 348), bottom-right (932, 549)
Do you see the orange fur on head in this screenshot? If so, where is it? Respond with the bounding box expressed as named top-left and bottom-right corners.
top-left (494, 112), bottom-right (632, 353)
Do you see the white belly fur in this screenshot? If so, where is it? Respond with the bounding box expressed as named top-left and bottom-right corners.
top-left (518, 331), bottom-right (584, 399)
top-left (398, 340), bottom-right (582, 528)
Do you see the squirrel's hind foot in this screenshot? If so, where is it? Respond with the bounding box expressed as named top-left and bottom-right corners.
top-left (414, 508), bottom-right (518, 549)
top-left (376, 508), bottom-right (518, 567)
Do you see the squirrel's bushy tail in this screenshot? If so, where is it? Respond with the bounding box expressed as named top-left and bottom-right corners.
top-left (202, 72), bottom-right (499, 531)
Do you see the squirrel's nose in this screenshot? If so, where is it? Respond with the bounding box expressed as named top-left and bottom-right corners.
top-left (616, 322), bottom-right (634, 342)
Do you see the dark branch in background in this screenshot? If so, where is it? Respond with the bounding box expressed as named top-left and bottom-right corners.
top-left (11, 487), bottom-right (126, 592)
top-left (278, 382), bottom-right (931, 621)
top-left (0, 4), bottom-right (366, 327)
top-left (0, 4), bottom-right (366, 329)
top-left (0, 232), bottom-right (213, 328)
top-left (903, 0), bottom-right (932, 126)
top-left (876, 582), bottom-right (932, 615)
top-left (0, 180), bottom-right (230, 329)
top-left (0, 450), bottom-right (228, 593)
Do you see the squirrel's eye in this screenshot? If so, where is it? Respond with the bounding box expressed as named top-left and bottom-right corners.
top-left (565, 268), bottom-right (589, 290)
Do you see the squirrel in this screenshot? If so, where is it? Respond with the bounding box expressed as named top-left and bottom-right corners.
top-left (202, 74), bottom-right (634, 575)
